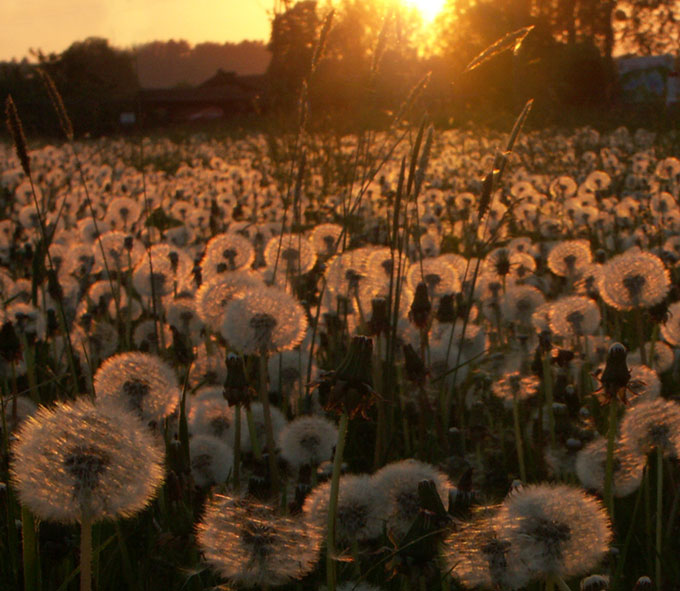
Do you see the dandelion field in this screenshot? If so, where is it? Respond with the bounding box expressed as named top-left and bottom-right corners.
top-left (4, 87), bottom-right (680, 591)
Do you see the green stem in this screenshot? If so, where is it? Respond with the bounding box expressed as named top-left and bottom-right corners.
top-left (512, 394), bottom-right (527, 482)
top-left (80, 514), bottom-right (92, 591)
top-left (542, 354), bottom-right (555, 449)
top-left (603, 399), bottom-right (618, 517)
top-left (554, 575), bottom-right (573, 591)
top-left (327, 413), bottom-right (349, 591)
top-left (645, 466), bottom-right (653, 572)
top-left (614, 467), bottom-right (645, 586)
top-left (245, 407), bottom-right (262, 460)
top-left (233, 403), bottom-right (241, 492)
top-left (114, 522), bottom-right (137, 591)
top-left (656, 447), bottom-right (663, 586)
top-left (259, 353), bottom-right (280, 493)
top-left (21, 506), bottom-right (38, 591)
top-left (637, 309), bottom-right (647, 366)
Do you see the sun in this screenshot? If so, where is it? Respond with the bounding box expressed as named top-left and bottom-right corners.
top-left (403, 0), bottom-right (447, 23)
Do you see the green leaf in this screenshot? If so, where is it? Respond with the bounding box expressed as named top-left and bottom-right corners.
top-left (145, 207), bottom-right (183, 232)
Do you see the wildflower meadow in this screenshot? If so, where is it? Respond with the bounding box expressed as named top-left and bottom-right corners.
top-left (3, 30), bottom-right (680, 591)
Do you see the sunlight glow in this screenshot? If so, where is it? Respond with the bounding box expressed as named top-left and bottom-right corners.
top-left (404, 0), bottom-right (447, 22)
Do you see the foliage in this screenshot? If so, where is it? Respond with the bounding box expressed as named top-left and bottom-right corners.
top-left (134, 40), bottom-right (269, 88)
top-left (0, 38), bottom-right (138, 137)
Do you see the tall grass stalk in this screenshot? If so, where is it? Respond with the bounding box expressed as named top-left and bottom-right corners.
top-left (35, 71), bottom-right (124, 326)
top-left (5, 95), bottom-right (80, 395)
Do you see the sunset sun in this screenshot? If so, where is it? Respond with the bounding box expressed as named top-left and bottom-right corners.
top-left (404, 0), bottom-right (447, 22)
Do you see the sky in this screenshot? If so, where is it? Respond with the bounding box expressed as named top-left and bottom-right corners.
top-left (3, 0), bottom-right (272, 61)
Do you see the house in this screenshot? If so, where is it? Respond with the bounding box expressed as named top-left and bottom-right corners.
top-left (137, 69), bottom-right (266, 123)
top-left (616, 54), bottom-right (680, 105)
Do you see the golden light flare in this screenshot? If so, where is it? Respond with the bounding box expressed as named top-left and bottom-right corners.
top-left (403, 0), bottom-right (447, 22)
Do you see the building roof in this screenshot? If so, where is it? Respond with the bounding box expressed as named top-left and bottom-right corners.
top-left (139, 70), bottom-right (265, 105)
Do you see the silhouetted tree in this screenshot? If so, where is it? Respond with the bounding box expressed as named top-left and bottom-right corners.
top-left (134, 40), bottom-right (269, 88)
top-left (42, 38), bottom-right (138, 135)
top-left (1, 38), bottom-right (137, 137)
top-left (266, 1), bottom-right (320, 108)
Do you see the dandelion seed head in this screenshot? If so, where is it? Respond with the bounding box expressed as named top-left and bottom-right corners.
top-left (264, 233), bottom-right (316, 275)
top-left (195, 271), bottom-right (263, 328)
top-left (11, 398), bottom-right (164, 523)
top-left (549, 295), bottom-right (601, 338)
top-left (237, 402), bottom-right (287, 454)
top-left (660, 300), bottom-right (680, 346)
top-left (189, 434), bottom-right (233, 488)
top-left (627, 340), bottom-right (674, 373)
top-left (188, 397), bottom-right (234, 444)
top-left (547, 240), bottom-right (592, 277)
top-left (189, 340), bottom-right (227, 389)
top-left (6, 302), bottom-right (46, 343)
top-left (303, 473), bottom-right (385, 546)
top-left (575, 437), bottom-right (645, 497)
top-left (626, 364), bottom-right (661, 405)
top-left (309, 223), bottom-right (343, 256)
top-left (579, 574), bottom-right (610, 591)
top-left (133, 244), bottom-right (193, 299)
top-left (278, 415), bottom-right (337, 469)
top-left (442, 505), bottom-right (531, 590)
top-left (221, 286), bottom-right (307, 354)
top-left (93, 352), bottom-right (180, 426)
top-left (621, 398), bottom-right (680, 458)
top-left (197, 494), bottom-right (322, 587)
top-left (201, 232), bottom-right (255, 282)
top-left (495, 483), bottom-right (611, 578)
top-left (501, 285), bottom-right (546, 326)
top-left (372, 459), bottom-right (453, 540)
top-left (492, 372), bottom-right (540, 407)
top-left (598, 250), bottom-right (670, 311)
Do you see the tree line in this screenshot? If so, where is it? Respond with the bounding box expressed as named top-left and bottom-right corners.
top-left (1, 0), bottom-right (678, 136)
top-left (266, 0), bottom-right (680, 130)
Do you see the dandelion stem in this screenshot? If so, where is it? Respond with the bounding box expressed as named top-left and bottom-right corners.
top-left (327, 412), bottom-right (349, 591)
top-left (233, 403), bottom-right (241, 492)
top-left (542, 353), bottom-right (556, 449)
top-left (637, 308), bottom-right (647, 366)
top-left (553, 575), bottom-right (573, 591)
top-left (644, 465), bottom-right (653, 571)
top-left (21, 506), bottom-right (38, 591)
top-left (655, 446), bottom-right (663, 586)
top-left (114, 522), bottom-right (137, 591)
top-left (603, 398), bottom-right (618, 516)
top-left (614, 465), bottom-right (645, 586)
top-left (512, 393), bottom-right (527, 482)
top-left (80, 514), bottom-right (93, 591)
top-left (245, 407), bottom-right (262, 460)
top-left (259, 353), bottom-right (280, 493)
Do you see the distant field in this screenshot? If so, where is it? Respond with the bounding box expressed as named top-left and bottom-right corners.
top-left (1, 123), bottom-right (680, 590)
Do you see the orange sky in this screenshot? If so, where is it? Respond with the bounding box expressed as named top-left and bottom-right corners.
top-left (3, 0), bottom-right (272, 61)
